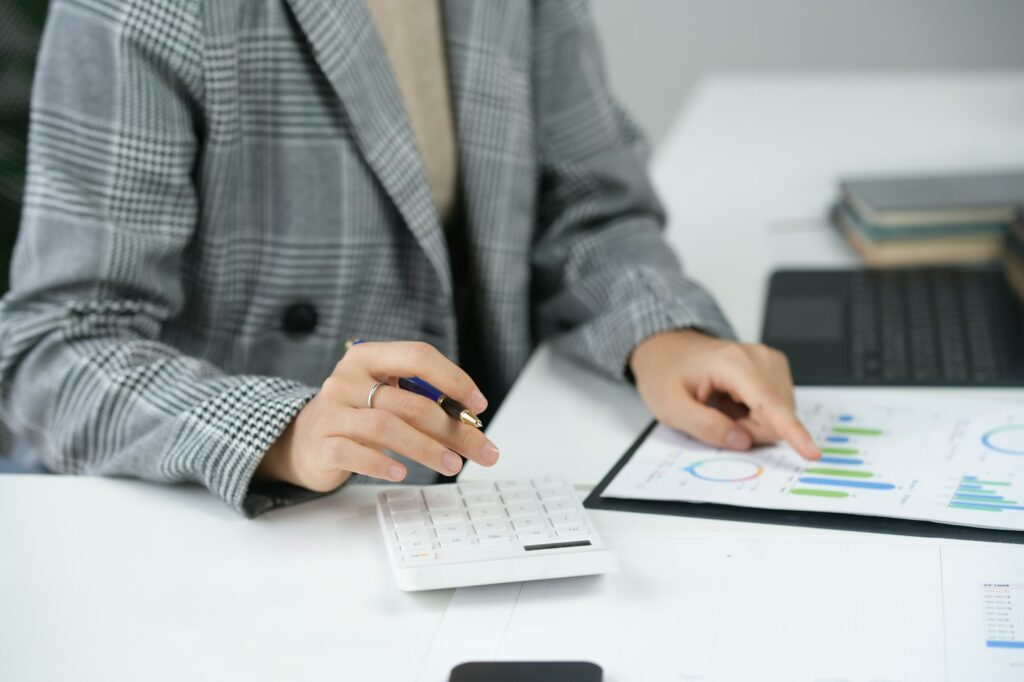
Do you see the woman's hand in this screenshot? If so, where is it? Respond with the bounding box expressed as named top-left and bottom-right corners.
top-left (630, 329), bottom-right (820, 460)
top-left (257, 341), bottom-right (499, 491)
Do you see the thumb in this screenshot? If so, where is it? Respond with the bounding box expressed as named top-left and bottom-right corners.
top-left (660, 393), bottom-right (755, 451)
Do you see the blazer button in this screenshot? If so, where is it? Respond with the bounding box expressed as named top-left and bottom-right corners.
top-left (282, 303), bottom-right (318, 336)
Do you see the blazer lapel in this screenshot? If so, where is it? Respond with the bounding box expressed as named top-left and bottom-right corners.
top-left (284, 0), bottom-right (452, 298)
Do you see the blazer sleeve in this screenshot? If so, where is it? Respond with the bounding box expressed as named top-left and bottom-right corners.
top-left (529, 0), bottom-right (736, 379)
top-left (0, 0), bottom-right (317, 516)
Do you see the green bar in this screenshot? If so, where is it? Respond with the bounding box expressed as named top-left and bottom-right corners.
top-left (820, 447), bottom-right (859, 456)
top-left (954, 496), bottom-right (1017, 505)
top-left (832, 426), bottom-right (883, 436)
top-left (804, 467), bottom-right (874, 479)
top-left (959, 487), bottom-right (998, 495)
top-left (967, 480), bottom-right (1012, 487)
top-left (790, 488), bottom-right (849, 499)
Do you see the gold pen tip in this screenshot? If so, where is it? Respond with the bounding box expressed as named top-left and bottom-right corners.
top-left (460, 410), bottom-right (483, 428)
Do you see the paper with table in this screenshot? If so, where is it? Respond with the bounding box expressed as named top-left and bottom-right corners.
top-left (600, 388), bottom-right (1024, 532)
top-left (418, 535), bottom-right (1024, 681)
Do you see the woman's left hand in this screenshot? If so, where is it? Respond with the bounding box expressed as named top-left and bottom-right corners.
top-left (630, 329), bottom-right (821, 460)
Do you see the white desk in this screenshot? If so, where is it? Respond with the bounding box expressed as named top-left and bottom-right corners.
top-left (3, 73), bottom-right (1024, 681)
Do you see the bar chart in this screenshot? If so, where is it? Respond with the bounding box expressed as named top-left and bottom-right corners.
top-left (948, 475), bottom-right (1024, 513)
top-left (790, 411), bottom-right (897, 500)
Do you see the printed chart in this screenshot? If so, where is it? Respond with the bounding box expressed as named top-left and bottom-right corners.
top-left (601, 388), bottom-right (1024, 531)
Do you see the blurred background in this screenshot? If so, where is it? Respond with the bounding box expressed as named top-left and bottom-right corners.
top-left (591, 0), bottom-right (1024, 144)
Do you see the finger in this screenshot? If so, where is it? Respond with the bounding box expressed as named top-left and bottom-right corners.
top-left (339, 408), bottom-right (465, 476)
top-left (717, 361), bottom-right (820, 460)
top-left (344, 341), bottom-right (487, 413)
top-left (371, 385), bottom-right (500, 466)
top-left (657, 392), bottom-right (755, 452)
top-left (321, 437), bottom-right (407, 482)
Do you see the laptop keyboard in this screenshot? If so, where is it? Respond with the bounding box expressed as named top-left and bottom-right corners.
top-left (850, 270), bottom-right (1001, 383)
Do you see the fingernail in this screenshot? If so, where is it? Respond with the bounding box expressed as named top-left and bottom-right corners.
top-left (387, 463), bottom-right (406, 481)
top-left (469, 389), bottom-right (488, 413)
top-left (443, 451), bottom-right (463, 474)
top-left (726, 428), bottom-right (752, 450)
top-left (803, 436), bottom-right (821, 459)
top-left (481, 441), bottom-right (500, 466)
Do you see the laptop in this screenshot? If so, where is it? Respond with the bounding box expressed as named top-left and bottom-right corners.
top-left (762, 267), bottom-right (1024, 386)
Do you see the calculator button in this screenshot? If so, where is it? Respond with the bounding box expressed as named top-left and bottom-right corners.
top-left (430, 510), bottom-right (468, 525)
top-left (391, 511), bottom-right (428, 527)
top-left (395, 526), bottom-right (431, 541)
top-left (477, 532), bottom-right (513, 545)
top-left (548, 512), bottom-right (583, 527)
top-left (468, 506), bottom-right (504, 521)
top-left (532, 477), bottom-right (564, 488)
top-left (435, 523), bottom-right (469, 538)
top-left (438, 536), bottom-right (474, 549)
top-left (501, 490), bottom-right (538, 504)
top-left (399, 538), bottom-right (434, 552)
top-left (556, 525), bottom-right (588, 538)
top-left (384, 489), bottom-right (420, 502)
top-left (516, 530), bottom-right (553, 543)
top-left (543, 500), bottom-right (575, 514)
top-left (457, 481), bottom-right (491, 494)
top-left (388, 499), bottom-right (427, 513)
top-left (425, 495), bottom-right (460, 511)
top-left (512, 517), bottom-right (546, 532)
top-left (538, 488), bottom-right (572, 502)
top-left (473, 520), bottom-right (511, 534)
top-left (496, 480), bottom-right (528, 491)
top-left (506, 502), bottom-right (543, 517)
top-left (402, 550), bottom-right (436, 562)
top-left (463, 493), bottom-right (501, 508)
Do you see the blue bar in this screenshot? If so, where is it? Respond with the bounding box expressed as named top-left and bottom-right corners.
top-left (826, 435), bottom-right (850, 443)
top-left (958, 484), bottom-right (987, 491)
top-left (962, 476), bottom-right (978, 481)
top-left (797, 477), bottom-right (895, 491)
top-left (987, 640), bottom-right (1024, 649)
top-left (950, 501), bottom-right (1024, 511)
top-left (953, 494), bottom-right (1005, 503)
top-left (950, 502), bottom-right (1003, 512)
top-left (819, 457), bottom-right (864, 465)
top-left (838, 415), bottom-right (854, 422)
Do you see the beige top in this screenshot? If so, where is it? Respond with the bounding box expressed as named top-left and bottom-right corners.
top-left (366, 0), bottom-right (459, 226)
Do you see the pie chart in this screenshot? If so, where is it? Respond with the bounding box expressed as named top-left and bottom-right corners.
top-left (684, 457), bottom-right (764, 482)
top-left (982, 425), bottom-right (1024, 455)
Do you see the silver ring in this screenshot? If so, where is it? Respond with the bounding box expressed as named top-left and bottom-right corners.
top-left (367, 381), bottom-right (386, 409)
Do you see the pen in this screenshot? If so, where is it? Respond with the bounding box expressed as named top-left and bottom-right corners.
top-left (345, 339), bottom-right (483, 428)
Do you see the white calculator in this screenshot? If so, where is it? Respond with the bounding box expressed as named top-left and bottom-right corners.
top-left (375, 477), bottom-right (617, 591)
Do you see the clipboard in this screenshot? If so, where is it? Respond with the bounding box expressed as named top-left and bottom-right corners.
top-left (584, 420), bottom-right (1024, 545)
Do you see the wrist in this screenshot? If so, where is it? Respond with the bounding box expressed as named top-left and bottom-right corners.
top-left (257, 421), bottom-right (298, 484)
top-left (630, 328), bottom-right (712, 378)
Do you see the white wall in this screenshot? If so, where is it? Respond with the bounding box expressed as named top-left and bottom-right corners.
top-left (591, 0), bottom-right (1024, 143)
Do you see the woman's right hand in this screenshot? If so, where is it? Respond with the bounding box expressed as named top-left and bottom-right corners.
top-left (256, 341), bottom-right (499, 492)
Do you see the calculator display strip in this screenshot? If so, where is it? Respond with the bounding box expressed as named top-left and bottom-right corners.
top-left (523, 540), bottom-right (592, 552)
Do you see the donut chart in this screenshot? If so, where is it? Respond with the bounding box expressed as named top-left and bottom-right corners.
top-left (684, 457), bottom-right (764, 483)
top-left (982, 425), bottom-right (1024, 455)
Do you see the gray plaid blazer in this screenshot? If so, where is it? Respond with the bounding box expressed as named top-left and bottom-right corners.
top-left (0, 0), bottom-right (732, 515)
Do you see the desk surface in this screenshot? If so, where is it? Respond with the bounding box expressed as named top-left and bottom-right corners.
top-left (4, 73), bottom-right (1024, 682)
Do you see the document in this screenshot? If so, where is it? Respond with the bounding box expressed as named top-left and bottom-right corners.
top-left (418, 536), bottom-right (1024, 682)
top-left (601, 388), bottom-right (1024, 531)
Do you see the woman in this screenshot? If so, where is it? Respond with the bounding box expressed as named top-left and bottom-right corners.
top-left (0, 0), bottom-right (818, 516)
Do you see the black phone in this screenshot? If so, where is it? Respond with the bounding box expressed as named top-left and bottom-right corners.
top-left (449, 661), bottom-right (602, 682)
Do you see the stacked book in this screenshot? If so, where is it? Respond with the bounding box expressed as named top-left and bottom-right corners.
top-left (833, 170), bottom-right (1024, 267)
top-left (1007, 215), bottom-right (1024, 302)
